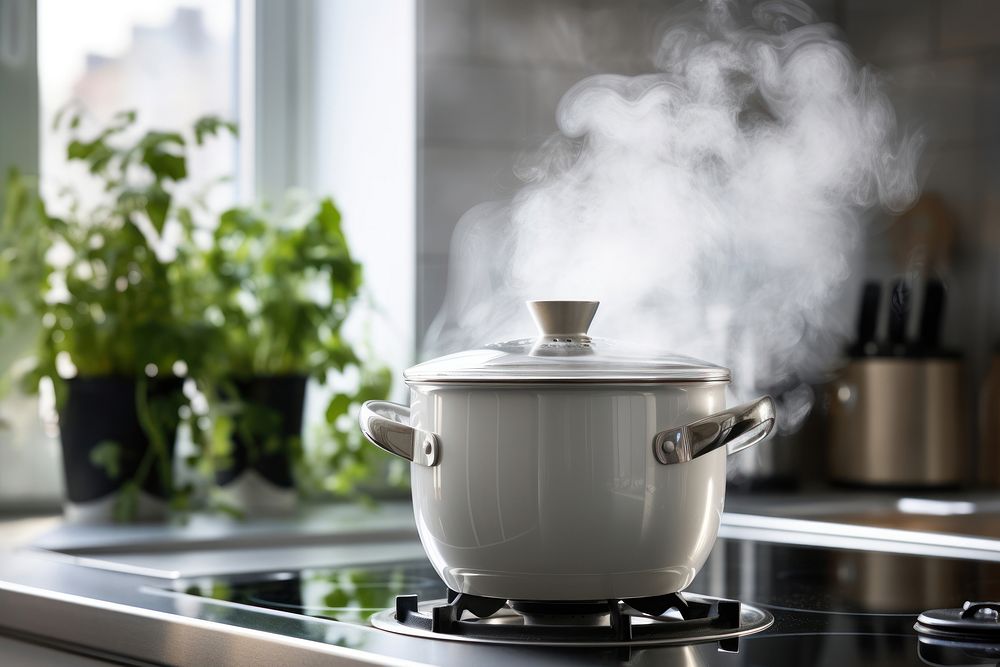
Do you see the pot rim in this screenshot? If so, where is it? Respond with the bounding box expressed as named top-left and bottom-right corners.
top-left (404, 377), bottom-right (732, 388)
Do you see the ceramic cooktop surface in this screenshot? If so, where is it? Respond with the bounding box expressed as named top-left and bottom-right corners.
top-left (170, 535), bottom-right (1000, 665)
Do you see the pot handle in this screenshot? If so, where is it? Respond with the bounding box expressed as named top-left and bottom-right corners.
top-left (652, 396), bottom-right (775, 465)
top-left (359, 400), bottom-right (440, 467)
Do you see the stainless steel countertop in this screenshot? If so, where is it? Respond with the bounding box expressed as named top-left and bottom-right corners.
top-left (3, 494), bottom-right (1000, 666)
top-left (0, 504), bottom-right (442, 666)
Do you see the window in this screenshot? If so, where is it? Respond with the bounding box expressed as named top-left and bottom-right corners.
top-left (0, 0), bottom-right (243, 508)
top-left (0, 0), bottom-right (416, 509)
top-left (38, 0), bottom-right (241, 208)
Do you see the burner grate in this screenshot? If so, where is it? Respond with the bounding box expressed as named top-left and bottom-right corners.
top-left (373, 588), bottom-right (770, 649)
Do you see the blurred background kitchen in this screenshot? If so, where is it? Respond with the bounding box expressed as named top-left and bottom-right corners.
top-left (1, 0), bottom-right (1000, 521)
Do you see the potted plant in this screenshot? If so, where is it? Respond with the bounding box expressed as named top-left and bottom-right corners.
top-left (193, 197), bottom-right (375, 511)
top-left (306, 362), bottom-right (401, 501)
top-left (2, 109), bottom-right (398, 519)
top-left (0, 110), bottom-right (235, 521)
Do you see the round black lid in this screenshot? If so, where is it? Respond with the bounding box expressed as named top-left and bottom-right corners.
top-left (916, 602), bottom-right (1000, 643)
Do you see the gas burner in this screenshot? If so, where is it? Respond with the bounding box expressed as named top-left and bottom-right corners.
top-left (370, 589), bottom-right (773, 649)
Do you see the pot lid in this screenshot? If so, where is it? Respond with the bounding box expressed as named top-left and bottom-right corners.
top-left (405, 301), bottom-right (730, 384)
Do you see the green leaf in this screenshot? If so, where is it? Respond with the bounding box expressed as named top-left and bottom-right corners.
top-left (113, 482), bottom-right (139, 522)
top-left (141, 147), bottom-right (187, 182)
top-left (315, 198), bottom-right (344, 236)
top-left (140, 130), bottom-right (185, 147)
top-left (176, 207), bottom-right (195, 233)
top-left (359, 366), bottom-right (393, 399)
top-left (210, 414), bottom-right (235, 462)
top-left (52, 103), bottom-right (87, 131)
top-left (138, 131), bottom-right (187, 182)
top-left (89, 440), bottom-right (122, 478)
top-left (66, 138), bottom-right (98, 159)
top-left (67, 138), bottom-right (116, 175)
top-left (51, 104), bottom-right (70, 131)
top-left (323, 588), bottom-right (351, 609)
top-left (193, 115), bottom-right (239, 145)
top-left (144, 185), bottom-right (171, 234)
top-left (116, 186), bottom-right (170, 232)
top-left (325, 393), bottom-right (352, 423)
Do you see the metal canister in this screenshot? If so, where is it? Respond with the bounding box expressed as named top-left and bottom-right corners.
top-left (829, 357), bottom-right (965, 487)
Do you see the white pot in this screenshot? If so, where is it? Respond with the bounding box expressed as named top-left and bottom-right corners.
top-left (360, 301), bottom-right (774, 601)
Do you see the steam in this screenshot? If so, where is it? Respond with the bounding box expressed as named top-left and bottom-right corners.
top-left (424, 0), bottom-right (922, 430)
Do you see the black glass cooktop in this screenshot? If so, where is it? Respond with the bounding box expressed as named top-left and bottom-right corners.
top-left (174, 537), bottom-right (1000, 666)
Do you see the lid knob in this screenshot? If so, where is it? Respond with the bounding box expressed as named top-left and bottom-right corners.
top-left (528, 300), bottom-right (599, 337)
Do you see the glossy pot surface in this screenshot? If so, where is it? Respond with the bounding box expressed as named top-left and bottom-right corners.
top-left (409, 382), bottom-right (727, 600)
top-left (360, 301), bottom-right (774, 601)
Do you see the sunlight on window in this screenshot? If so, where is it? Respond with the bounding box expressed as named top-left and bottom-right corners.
top-left (3, 1), bottom-right (242, 505)
top-left (37, 0), bottom-right (239, 210)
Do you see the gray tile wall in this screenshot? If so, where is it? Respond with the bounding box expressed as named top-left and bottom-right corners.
top-left (0, 0), bottom-right (38, 188)
top-left (415, 0), bottom-right (676, 345)
top-left (416, 0), bottom-right (1000, 376)
top-left (843, 0), bottom-right (1000, 381)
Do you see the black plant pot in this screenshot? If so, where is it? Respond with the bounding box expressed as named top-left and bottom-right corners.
top-left (59, 376), bottom-right (184, 504)
top-left (215, 375), bottom-right (307, 489)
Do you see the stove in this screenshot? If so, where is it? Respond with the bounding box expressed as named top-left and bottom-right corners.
top-left (166, 535), bottom-right (1000, 665)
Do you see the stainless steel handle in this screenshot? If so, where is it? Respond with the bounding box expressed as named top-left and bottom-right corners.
top-left (652, 396), bottom-right (776, 465)
top-left (359, 400), bottom-right (440, 467)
